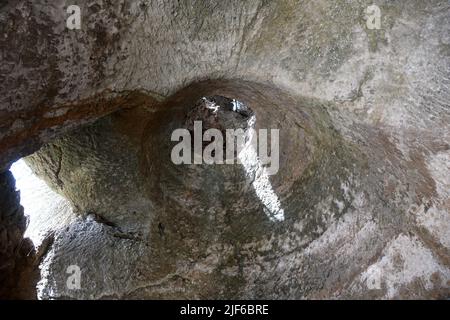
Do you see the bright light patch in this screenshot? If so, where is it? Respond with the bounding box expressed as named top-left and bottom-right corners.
top-left (10, 159), bottom-right (75, 246)
top-left (238, 126), bottom-right (285, 222)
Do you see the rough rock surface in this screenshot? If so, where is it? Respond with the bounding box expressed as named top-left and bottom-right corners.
top-left (0, 0), bottom-right (449, 299)
top-left (0, 171), bottom-right (37, 299)
top-left (28, 80), bottom-right (450, 299)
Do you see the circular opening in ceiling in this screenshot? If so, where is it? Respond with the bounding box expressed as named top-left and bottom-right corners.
top-left (184, 95), bottom-right (255, 161)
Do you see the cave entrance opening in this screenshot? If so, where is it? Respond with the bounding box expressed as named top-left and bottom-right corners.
top-left (10, 158), bottom-right (76, 248)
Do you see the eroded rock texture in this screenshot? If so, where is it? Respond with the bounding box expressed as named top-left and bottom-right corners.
top-left (0, 172), bottom-right (37, 299)
top-left (0, 0), bottom-right (449, 299)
